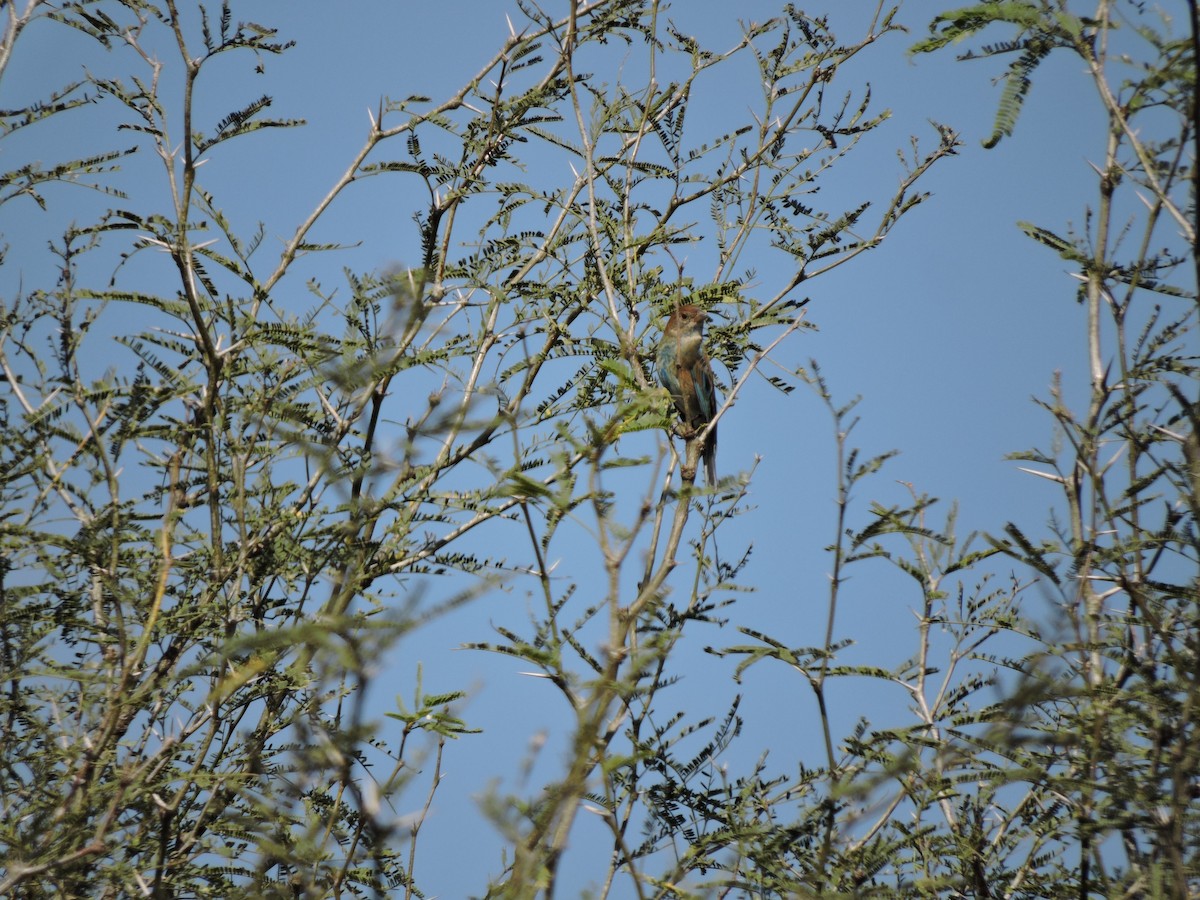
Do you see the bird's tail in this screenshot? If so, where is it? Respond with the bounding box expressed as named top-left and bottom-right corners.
top-left (703, 424), bottom-right (717, 485)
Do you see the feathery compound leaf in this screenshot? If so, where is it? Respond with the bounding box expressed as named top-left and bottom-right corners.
top-left (984, 37), bottom-right (1053, 148)
top-left (194, 95), bottom-right (305, 153)
top-left (910, 2), bottom-right (1051, 56)
top-left (910, 2), bottom-right (1088, 146)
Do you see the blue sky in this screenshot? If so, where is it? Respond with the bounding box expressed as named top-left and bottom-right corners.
top-left (2, 0), bottom-right (1159, 894)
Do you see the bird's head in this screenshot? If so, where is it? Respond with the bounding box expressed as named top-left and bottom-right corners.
top-left (665, 304), bottom-right (708, 336)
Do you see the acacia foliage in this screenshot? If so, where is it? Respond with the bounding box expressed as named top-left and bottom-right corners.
top-left (0, 2), bottom-right (953, 896)
top-left (3, 0), bottom-right (1194, 896)
top-left (901, 2), bottom-right (1200, 896)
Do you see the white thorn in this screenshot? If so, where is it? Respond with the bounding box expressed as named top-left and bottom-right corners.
top-left (1017, 466), bottom-right (1066, 484)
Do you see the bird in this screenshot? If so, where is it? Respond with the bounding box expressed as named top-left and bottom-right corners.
top-left (656, 304), bottom-right (718, 484)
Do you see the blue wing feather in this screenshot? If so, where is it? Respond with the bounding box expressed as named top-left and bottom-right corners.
top-left (692, 359), bottom-right (716, 422)
top-left (655, 341), bottom-right (678, 396)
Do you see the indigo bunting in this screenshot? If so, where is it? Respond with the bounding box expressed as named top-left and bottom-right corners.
top-left (656, 304), bottom-right (718, 484)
